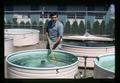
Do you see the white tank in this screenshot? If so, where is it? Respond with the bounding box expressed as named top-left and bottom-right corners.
top-left (60, 45), bottom-right (115, 67)
top-left (93, 53), bottom-right (115, 79)
top-left (4, 29), bottom-right (40, 47)
top-left (6, 49), bottom-right (78, 79)
top-left (4, 38), bottom-right (14, 56)
top-left (4, 38), bottom-right (14, 78)
top-left (60, 33), bottom-right (115, 68)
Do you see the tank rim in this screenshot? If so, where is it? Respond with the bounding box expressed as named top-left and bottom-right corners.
top-left (6, 49), bottom-right (78, 70)
top-left (4, 28), bottom-right (40, 35)
top-left (61, 44), bottom-right (115, 48)
top-left (93, 53), bottom-right (115, 73)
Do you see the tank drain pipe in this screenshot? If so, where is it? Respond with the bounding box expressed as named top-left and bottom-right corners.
top-left (76, 55), bottom-right (100, 78)
top-left (74, 71), bottom-right (84, 79)
top-left (83, 56), bottom-right (87, 78)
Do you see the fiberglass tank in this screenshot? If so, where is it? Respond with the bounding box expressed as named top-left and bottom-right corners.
top-left (93, 53), bottom-right (115, 79)
top-left (60, 32), bottom-right (115, 68)
top-left (4, 29), bottom-right (40, 47)
top-left (6, 49), bottom-right (78, 79)
top-left (4, 37), bottom-right (14, 57)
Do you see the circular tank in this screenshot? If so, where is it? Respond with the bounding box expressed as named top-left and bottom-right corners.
top-left (4, 37), bottom-right (14, 56)
top-left (60, 33), bottom-right (115, 68)
top-left (4, 29), bottom-right (40, 47)
top-left (6, 49), bottom-right (78, 79)
top-left (93, 53), bottom-right (115, 79)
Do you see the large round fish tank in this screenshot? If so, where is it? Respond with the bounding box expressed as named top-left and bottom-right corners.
top-left (93, 53), bottom-right (115, 79)
top-left (4, 37), bottom-right (14, 56)
top-left (4, 37), bottom-right (14, 78)
top-left (60, 33), bottom-right (115, 68)
top-left (6, 49), bottom-right (78, 79)
top-left (4, 29), bottom-right (40, 47)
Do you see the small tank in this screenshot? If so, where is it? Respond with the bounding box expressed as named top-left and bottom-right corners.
top-left (93, 53), bottom-right (115, 79)
top-left (60, 32), bottom-right (115, 68)
top-left (4, 37), bottom-right (14, 56)
top-left (4, 29), bottom-right (40, 47)
top-left (6, 49), bottom-right (78, 79)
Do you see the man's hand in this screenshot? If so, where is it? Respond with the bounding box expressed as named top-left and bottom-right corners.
top-left (52, 36), bottom-right (61, 49)
top-left (48, 38), bottom-right (53, 50)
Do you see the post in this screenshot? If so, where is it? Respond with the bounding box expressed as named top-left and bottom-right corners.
top-left (42, 6), bottom-right (45, 41)
top-left (84, 56), bottom-right (87, 78)
top-left (85, 7), bottom-right (88, 33)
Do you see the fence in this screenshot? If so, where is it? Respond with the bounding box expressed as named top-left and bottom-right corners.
top-left (4, 10), bottom-right (115, 40)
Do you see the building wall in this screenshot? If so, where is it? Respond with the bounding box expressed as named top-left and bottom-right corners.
top-left (13, 5), bottom-right (31, 11)
top-left (5, 5), bottom-right (108, 11)
top-left (4, 5), bottom-right (108, 24)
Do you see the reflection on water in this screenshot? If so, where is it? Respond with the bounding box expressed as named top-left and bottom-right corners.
top-left (100, 60), bottom-right (115, 72)
top-left (12, 58), bottom-right (69, 68)
top-left (11, 55), bottom-right (72, 68)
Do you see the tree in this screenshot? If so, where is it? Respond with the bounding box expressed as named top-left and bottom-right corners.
top-left (100, 20), bottom-right (106, 35)
top-left (26, 21), bottom-right (31, 29)
top-left (44, 20), bottom-right (49, 34)
top-left (20, 21), bottom-right (25, 28)
top-left (78, 21), bottom-right (85, 35)
top-left (64, 21), bottom-right (71, 35)
top-left (6, 20), bottom-right (12, 28)
top-left (38, 21), bottom-right (43, 33)
top-left (44, 20), bottom-right (49, 28)
top-left (71, 20), bottom-right (79, 34)
top-left (39, 21), bottom-right (43, 26)
top-left (92, 21), bottom-right (100, 35)
top-left (13, 18), bottom-right (17, 24)
top-left (13, 18), bottom-right (18, 28)
top-left (32, 21), bottom-right (37, 25)
top-left (86, 21), bottom-right (92, 34)
top-left (106, 19), bottom-right (115, 38)
top-left (32, 21), bottom-right (37, 29)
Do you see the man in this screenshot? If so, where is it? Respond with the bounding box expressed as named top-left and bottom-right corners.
top-left (46, 13), bottom-right (63, 50)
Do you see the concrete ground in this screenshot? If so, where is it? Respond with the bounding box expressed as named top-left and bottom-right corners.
top-left (5, 40), bottom-right (94, 79)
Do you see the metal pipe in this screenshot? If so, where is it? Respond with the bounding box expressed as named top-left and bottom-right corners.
top-left (75, 55), bottom-right (100, 78)
top-left (85, 7), bottom-right (88, 33)
top-left (84, 56), bottom-right (87, 78)
top-left (75, 55), bottom-right (99, 58)
top-left (42, 6), bottom-right (45, 41)
top-left (5, 10), bottom-right (107, 13)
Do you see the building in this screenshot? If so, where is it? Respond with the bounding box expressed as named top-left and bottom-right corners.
top-left (4, 5), bottom-right (112, 25)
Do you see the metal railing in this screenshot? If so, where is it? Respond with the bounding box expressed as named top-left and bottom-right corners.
top-left (4, 10), bottom-right (114, 41)
top-left (4, 10), bottom-right (107, 13)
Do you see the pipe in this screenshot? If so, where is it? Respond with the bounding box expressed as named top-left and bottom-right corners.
top-left (75, 55), bottom-right (100, 78)
top-left (83, 56), bottom-right (87, 78)
top-left (74, 71), bottom-right (84, 79)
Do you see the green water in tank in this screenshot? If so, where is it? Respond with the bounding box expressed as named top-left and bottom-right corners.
top-left (8, 51), bottom-right (77, 68)
top-left (100, 60), bottom-right (115, 72)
